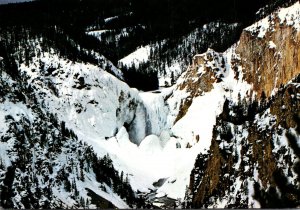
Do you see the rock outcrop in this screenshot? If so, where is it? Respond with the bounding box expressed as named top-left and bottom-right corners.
top-left (187, 77), bottom-right (300, 208)
top-left (185, 2), bottom-right (300, 208)
top-left (237, 2), bottom-right (300, 98)
top-left (174, 49), bottom-right (227, 123)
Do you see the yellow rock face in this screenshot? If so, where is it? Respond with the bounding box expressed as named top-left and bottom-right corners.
top-left (237, 17), bottom-right (300, 99)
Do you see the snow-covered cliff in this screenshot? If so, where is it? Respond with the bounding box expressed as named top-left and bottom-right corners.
top-left (0, 1), bottom-right (299, 209)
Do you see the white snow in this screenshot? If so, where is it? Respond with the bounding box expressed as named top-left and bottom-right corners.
top-left (76, 174), bottom-right (130, 209)
top-left (246, 2), bottom-right (300, 38)
top-left (118, 45), bottom-right (151, 68)
top-left (19, 51), bottom-right (139, 141)
top-left (0, 101), bottom-right (33, 167)
top-left (277, 2), bottom-right (300, 30)
top-left (80, 124), bottom-right (202, 199)
top-left (4, 5), bottom-right (298, 205)
top-left (139, 91), bottom-right (170, 136)
top-left (9, 39), bottom-right (255, 206)
top-left (139, 135), bottom-right (162, 154)
top-left (0, 0), bottom-right (32, 5)
top-left (246, 16), bottom-right (271, 38)
top-left (248, 166), bottom-right (261, 208)
top-left (86, 30), bottom-right (109, 41)
top-left (172, 85), bottom-right (225, 152)
top-left (159, 62), bottom-right (183, 87)
top-left (268, 41), bottom-right (276, 49)
top-left (104, 16), bottom-right (119, 23)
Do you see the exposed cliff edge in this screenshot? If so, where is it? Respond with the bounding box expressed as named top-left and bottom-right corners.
top-left (185, 2), bottom-right (300, 208)
top-left (0, 1), bottom-right (300, 209)
top-left (237, 2), bottom-right (300, 98)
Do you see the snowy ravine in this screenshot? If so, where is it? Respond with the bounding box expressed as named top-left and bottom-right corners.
top-left (114, 22), bottom-right (240, 87)
top-left (84, 2), bottom-right (300, 206)
top-left (0, 31), bottom-right (253, 207)
top-left (186, 2), bottom-right (300, 208)
top-left (1, 1), bottom-right (300, 208)
top-left (0, 72), bottom-right (132, 208)
top-left (15, 37), bottom-right (255, 204)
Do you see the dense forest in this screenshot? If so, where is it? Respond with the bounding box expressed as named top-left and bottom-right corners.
top-left (0, 0), bottom-right (297, 90)
top-left (0, 59), bottom-right (137, 208)
top-left (0, 0), bottom-right (299, 208)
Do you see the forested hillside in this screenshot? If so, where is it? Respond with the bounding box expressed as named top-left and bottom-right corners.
top-left (1, 0), bottom-right (296, 90)
top-left (0, 0), bottom-right (299, 208)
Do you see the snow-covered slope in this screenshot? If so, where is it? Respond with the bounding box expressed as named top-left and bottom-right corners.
top-left (1, 1), bottom-right (300, 209)
top-left (237, 1), bottom-right (300, 98)
top-left (0, 34), bottom-right (143, 208)
top-left (246, 1), bottom-right (300, 39)
top-left (20, 51), bottom-right (139, 141)
top-left (118, 45), bottom-right (151, 68)
top-left (185, 2), bottom-right (300, 208)
top-left (0, 71), bottom-right (133, 208)
top-left (187, 80), bottom-right (300, 208)
top-left (0, 31), bottom-right (253, 207)
top-left (116, 22), bottom-right (240, 87)
top-left (0, 36), bottom-right (195, 206)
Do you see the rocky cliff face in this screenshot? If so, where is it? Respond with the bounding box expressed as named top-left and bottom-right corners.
top-left (174, 49), bottom-right (227, 123)
top-left (188, 80), bottom-right (300, 208)
top-left (1, 1), bottom-right (300, 209)
top-left (185, 2), bottom-right (300, 208)
top-left (0, 37), bottom-right (142, 208)
top-left (237, 3), bottom-right (300, 98)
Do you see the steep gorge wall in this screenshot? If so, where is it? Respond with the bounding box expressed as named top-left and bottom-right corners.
top-left (173, 49), bottom-right (226, 123)
top-left (187, 78), bottom-right (300, 208)
top-left (236, 6), bottom-right (300, 98)
top-left (185, 3), bottom-right (300, 208)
